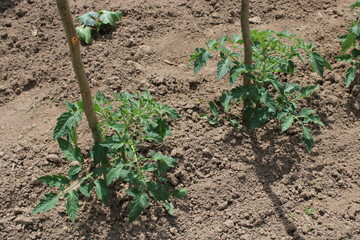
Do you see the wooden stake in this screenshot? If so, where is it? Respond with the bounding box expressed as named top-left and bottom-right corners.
top-left (56, 0), bottom-right (100, 142)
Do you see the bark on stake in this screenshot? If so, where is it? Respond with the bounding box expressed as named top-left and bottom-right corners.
top-left (56, 0), bottom-right (100, 142)
top-left (240, 0), bottom-right (253, 125)
top-left (240, 0), bottom-right (252, 86)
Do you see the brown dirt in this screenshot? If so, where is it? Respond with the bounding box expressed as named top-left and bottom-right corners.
top-left (1, 0), bottom-right (359, 239)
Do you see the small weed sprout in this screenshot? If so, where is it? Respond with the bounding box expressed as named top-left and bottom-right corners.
top-left (304, 207), bottom-right (316, 216)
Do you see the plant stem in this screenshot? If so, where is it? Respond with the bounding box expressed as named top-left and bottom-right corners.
top-left (60, 172), bottom-right (93, 197)
top-left (56, 0), bottom-right (100, 143)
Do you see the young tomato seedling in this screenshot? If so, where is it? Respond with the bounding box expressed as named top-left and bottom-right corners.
top-left (190, 30), bottom-right (332, 152)
top-left (335, 0), bottom-right (360, 87)
top-left (76, 10), bottom-right (122, 44)
top-left (32, 91), bottom-right (187, 223)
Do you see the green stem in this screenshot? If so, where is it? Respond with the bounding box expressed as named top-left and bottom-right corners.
top-left (60, 172), bottom-right (93, 197)
top-left (130, 145), bottom-right (141, 172)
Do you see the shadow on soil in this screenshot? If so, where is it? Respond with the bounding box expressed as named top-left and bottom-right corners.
top-left (77, 190), bottom-right (179, 239)
top-left (0, 0), bottom-right (21, 13)
top-left (346, 84), bottom-right (360, 119)
top-left (242, 129), bottom-right (304, 239)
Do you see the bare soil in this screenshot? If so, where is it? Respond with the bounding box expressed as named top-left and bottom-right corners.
top-left (0, 0), bottom-right (359, 239)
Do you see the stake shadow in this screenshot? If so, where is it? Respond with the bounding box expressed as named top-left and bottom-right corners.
top-left (232, 128), bottom-right (305, 239)
top-left (345, 83), bottom-right (360, 119)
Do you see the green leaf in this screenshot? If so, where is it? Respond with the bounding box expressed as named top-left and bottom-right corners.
top-left (351, 48), bottom-right (360, 58)
top-left (281, 115), bottom-right (294, 131)
top-left (38, 175), bottom-right (70, 190)
top-left (208, 117), bottom-right (218, 125)
top-left (299, 108), bottom-right (315, 118)
top-left (162, 104), bottom-right (180, 119)
top-left (229, 65), bottom-right (246, 86)
top-left (342, 33), bottom-right (356, 52)
top-left (65, 102), bottom-right (78, 112)
top-left (219, 35), bottom-right (227, 45)
top-left (32, 193), bottom-right (59, 214)
top-left (345, 67), bottom-right (356, 87)
top-left (163, 201), bottom-right (175, 215)
top-left (145, 131), bottom-right (164, 143)
top-left (92, 166), bottom-right (107, 177)
top-left (351, 1), bottom-right (360, 9)
top-left (76, 25), bottom-right (92, 44)
top-left (220, 91), bottom-right (232, 112)
top-left (243, 106), bottom-right (273, 129)
top-left (152, 152), bottom-right (176, 167)
top-left (99, 137), bottom-right (124, 150)
top-left (126, 188), bottom-right (142, 198)
top-left (53, 111), bottom-right (82, 139)
top-left (95, 179), bottom-right (110, 205)
top-left (232, 33), bottom-right (242, 43)
top-left (335, 54), bottom-right (353, 62)
top-left (277, 110), bottom-right (288, 120)
top-left (128, 192), bottom-right (149, 223)
top-left (65, 190), bottom-right (79, 223)
top-left (260, 91), bottom-right (276, 112)
top-left (231, 85), bottom-right (254, 99)
top-left (79, 181), bottom-right (94, 197)
top-left (217, 58), bottom-right (231, 79)
top-left (172, 188), bottom-right (188, 199)
top-left (109, 124), bottom-right (125, 133)
top-left (143, 163), bottom-right (156, 172)
top-left (57, 138), bottom-right (83, 162)
top-left (277, 30), bottom-right (292, 38)
top-left (209, 101), bottom-right (219, 117)
top-left (193, 48), bottom-right (211, 73)
top-left (206, 39), bottom-right (217, 48)
top-left (99, 10), bottom-right (122, 26)
top-left (106, 162), bottom-right (130, 185)
top-left (152, 152), bottom-right (176, 175)
top-left (154, 118), bottom-right (169, 138)
top-left (304, 114), bottom-right (324, 126)
top-left (70, 127), bottom-right (78, 145)
top-left (68, 165), bottom-right (81, 180)
top-left (298, 85), bottom-right (319, 98)
top-left (76, 11), bottom-right (99, 26)
top-left (229, 119), bottom-right (241, 129)
top-left (351, 22), bottom-right (360, 37)
top-left (308, 52), bottom-right (326, 77)
top-left (287, 60), bottom-right (296, 73)
top-left (302, 126), bottom-right (314, 153)
top-left (147, 181), bottom-right (169, 202)
top-left (95, 91), bottom-right (109, 102)
top-left (284, 83), bottom-right (301, 94)
top-left (92, 143), bottom-right (107, 166)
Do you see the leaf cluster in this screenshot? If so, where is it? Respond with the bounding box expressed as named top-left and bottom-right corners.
top-left (335, 0), bottom-right (360, 87)
top-left (190, 30), bottom-right (330, 152)
top-left (76, 10), bottom-right (122, 44)
top-left (33, 91), bottom-right (187, 223)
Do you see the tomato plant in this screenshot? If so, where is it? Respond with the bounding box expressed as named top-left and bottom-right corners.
top-left (32, 91), bottom-right (187, 222)
top-left (76, 10), bottom-right (122, 44)
top-left (190, 30), bottom-right (332, 152)
top-left (335, 0), bottom-right (360, 87)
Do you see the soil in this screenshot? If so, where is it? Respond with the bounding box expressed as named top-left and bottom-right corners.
top-left (0, 0), bottom-right (359, 239)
